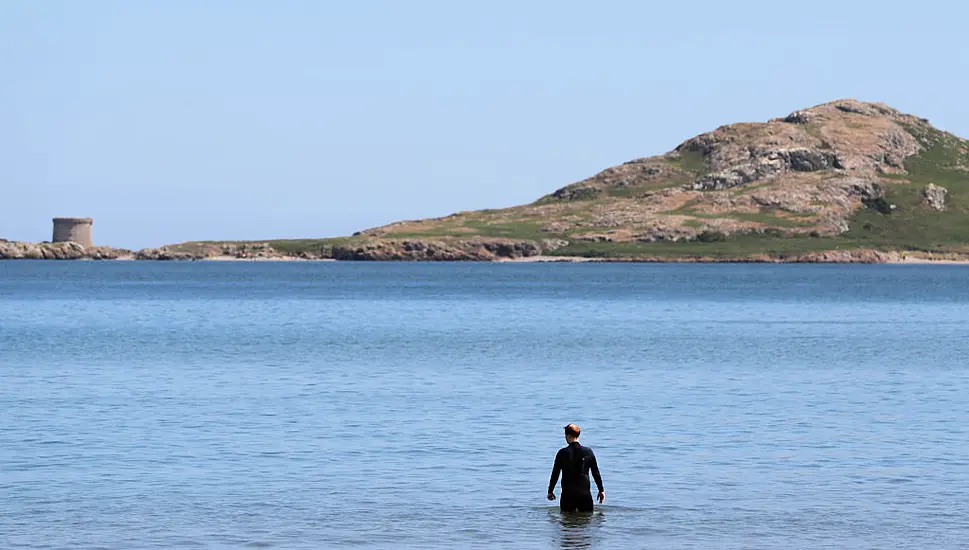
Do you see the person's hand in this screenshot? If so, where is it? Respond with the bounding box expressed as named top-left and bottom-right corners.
top-left (597, 490), bottom-right (605, 504)
top-left (547, 492), bottom-right (556, 501)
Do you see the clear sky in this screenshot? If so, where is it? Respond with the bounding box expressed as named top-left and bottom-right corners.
top-left (2, 1), bottom-right (967, 248)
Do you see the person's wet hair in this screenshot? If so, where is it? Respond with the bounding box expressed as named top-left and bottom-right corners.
top-left (564, 424), bottom-right (581, 438)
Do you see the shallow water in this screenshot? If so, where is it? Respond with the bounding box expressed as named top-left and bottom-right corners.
top-left (2, 262), bottom-right (968, 549)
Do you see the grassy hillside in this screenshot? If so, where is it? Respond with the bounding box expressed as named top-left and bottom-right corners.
top-left (550, 129), bottom-right (969, 258)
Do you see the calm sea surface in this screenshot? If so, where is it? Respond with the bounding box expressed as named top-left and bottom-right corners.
top-left (2, 262), bottom-right (969, 549)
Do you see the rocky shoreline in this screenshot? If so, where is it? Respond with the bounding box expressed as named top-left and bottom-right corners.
top-left (0, 240), bottom-right (131, 260)
top-left (3, 238), bottom-right (967, 264)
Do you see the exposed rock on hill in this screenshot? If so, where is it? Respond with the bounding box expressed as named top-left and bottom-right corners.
top-left (922, 183), bottom-right (948, 211)
top-left (132, 239), bottom-right (542, 261)
top-left (331, 98), bottom-right (969, 259)
top-left (328, 239), bottom-right (541, 261)
top-left (133, 242), bottom-right (281, 261)
top-left (522, 99), bottom-right (929, 240)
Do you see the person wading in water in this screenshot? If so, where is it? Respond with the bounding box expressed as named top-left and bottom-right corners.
top-left (547, 424), bottom-right (605, 512)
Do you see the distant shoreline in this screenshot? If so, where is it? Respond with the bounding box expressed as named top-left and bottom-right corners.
top-left (16, 255), bottom-right (968, 265)
top-left (890, 257), bottom-right (969, 265)
top-left (4, 240), bottom-right (969, 264)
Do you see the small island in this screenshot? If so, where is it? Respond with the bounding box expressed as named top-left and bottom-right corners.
top-left (3, 99), bottom-right (968, 263)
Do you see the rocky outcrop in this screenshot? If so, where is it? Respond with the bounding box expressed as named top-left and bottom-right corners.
top-left (133, 242), bottom-right (316, 260)
top-left (681, 99), bottom-right (917, 195)
top-left (551, 184), bottom-right (601, 201)
top-left (921, 183), bottom-right (947, 211)
top-left (540, 239), bottom-right (570, 251)
top-left (788, 249), bottom-right (902, 263)
top-left (330, 239), bottom-right (541, 261)
top-left (0, 241), bottom-right (130, 260)
top-left (550, 161), bottom-right (690, 201)
top-left (133, 247), bottom-right (211, 261)
top-left (127, 239), bottom-right (543, 261)
top-left (690, 147), bottom-right (843, 191)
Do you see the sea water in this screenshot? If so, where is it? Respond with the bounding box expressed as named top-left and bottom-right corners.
top-left (2, 262), bottom-right (968, 549)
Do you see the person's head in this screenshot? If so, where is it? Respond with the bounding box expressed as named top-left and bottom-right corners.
top-left (564, 423), bottom-right (581, 443)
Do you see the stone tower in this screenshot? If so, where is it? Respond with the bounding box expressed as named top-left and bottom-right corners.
top-left (52, 217), bottom-right (94, 249)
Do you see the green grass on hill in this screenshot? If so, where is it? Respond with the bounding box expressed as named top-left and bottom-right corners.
top-left (383, 220), bottom-right (549, 241)
top-left (550, 129), bottom-right (969, 258)
top-left (263, 238), bottom-right (359, 254)
top-left (605, 179), bottom-right (687, 197)
top-left (669, 150), bottom-right (709, 174)
top-left (550, 234), bottom-right (842, 259)
top-left (185, 237), bottom-right (358, 254)
top-left (841, 129), bottom-right (969, 253)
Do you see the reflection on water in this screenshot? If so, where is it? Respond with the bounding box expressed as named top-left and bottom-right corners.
top-left (550, 509), bottom-right (605, 549)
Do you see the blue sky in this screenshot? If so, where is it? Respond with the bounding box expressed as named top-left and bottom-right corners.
top-left (2, 1), bottom-right (967, 248)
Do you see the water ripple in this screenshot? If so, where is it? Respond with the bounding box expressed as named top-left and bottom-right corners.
top-left (2, 263), bottom-right (969, 548)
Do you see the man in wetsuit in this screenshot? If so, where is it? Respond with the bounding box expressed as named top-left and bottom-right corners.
top-left (547, 423), bottom-right (605, 512)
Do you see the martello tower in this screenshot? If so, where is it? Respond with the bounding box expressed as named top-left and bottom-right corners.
top-left (52, 217), bottom-right (94, 249)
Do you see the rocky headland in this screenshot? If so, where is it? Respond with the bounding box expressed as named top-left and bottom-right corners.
top-left (4, 99), bottom-right (968, 263)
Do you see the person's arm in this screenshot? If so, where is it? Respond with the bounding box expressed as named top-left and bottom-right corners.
top-left (590, 452), bottom-right (605, 503)
top-left (547, 451), bottom-right (562, 500)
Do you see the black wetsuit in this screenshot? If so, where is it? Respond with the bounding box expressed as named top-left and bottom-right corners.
top-left (548, 441), bottom-right (604, 512)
